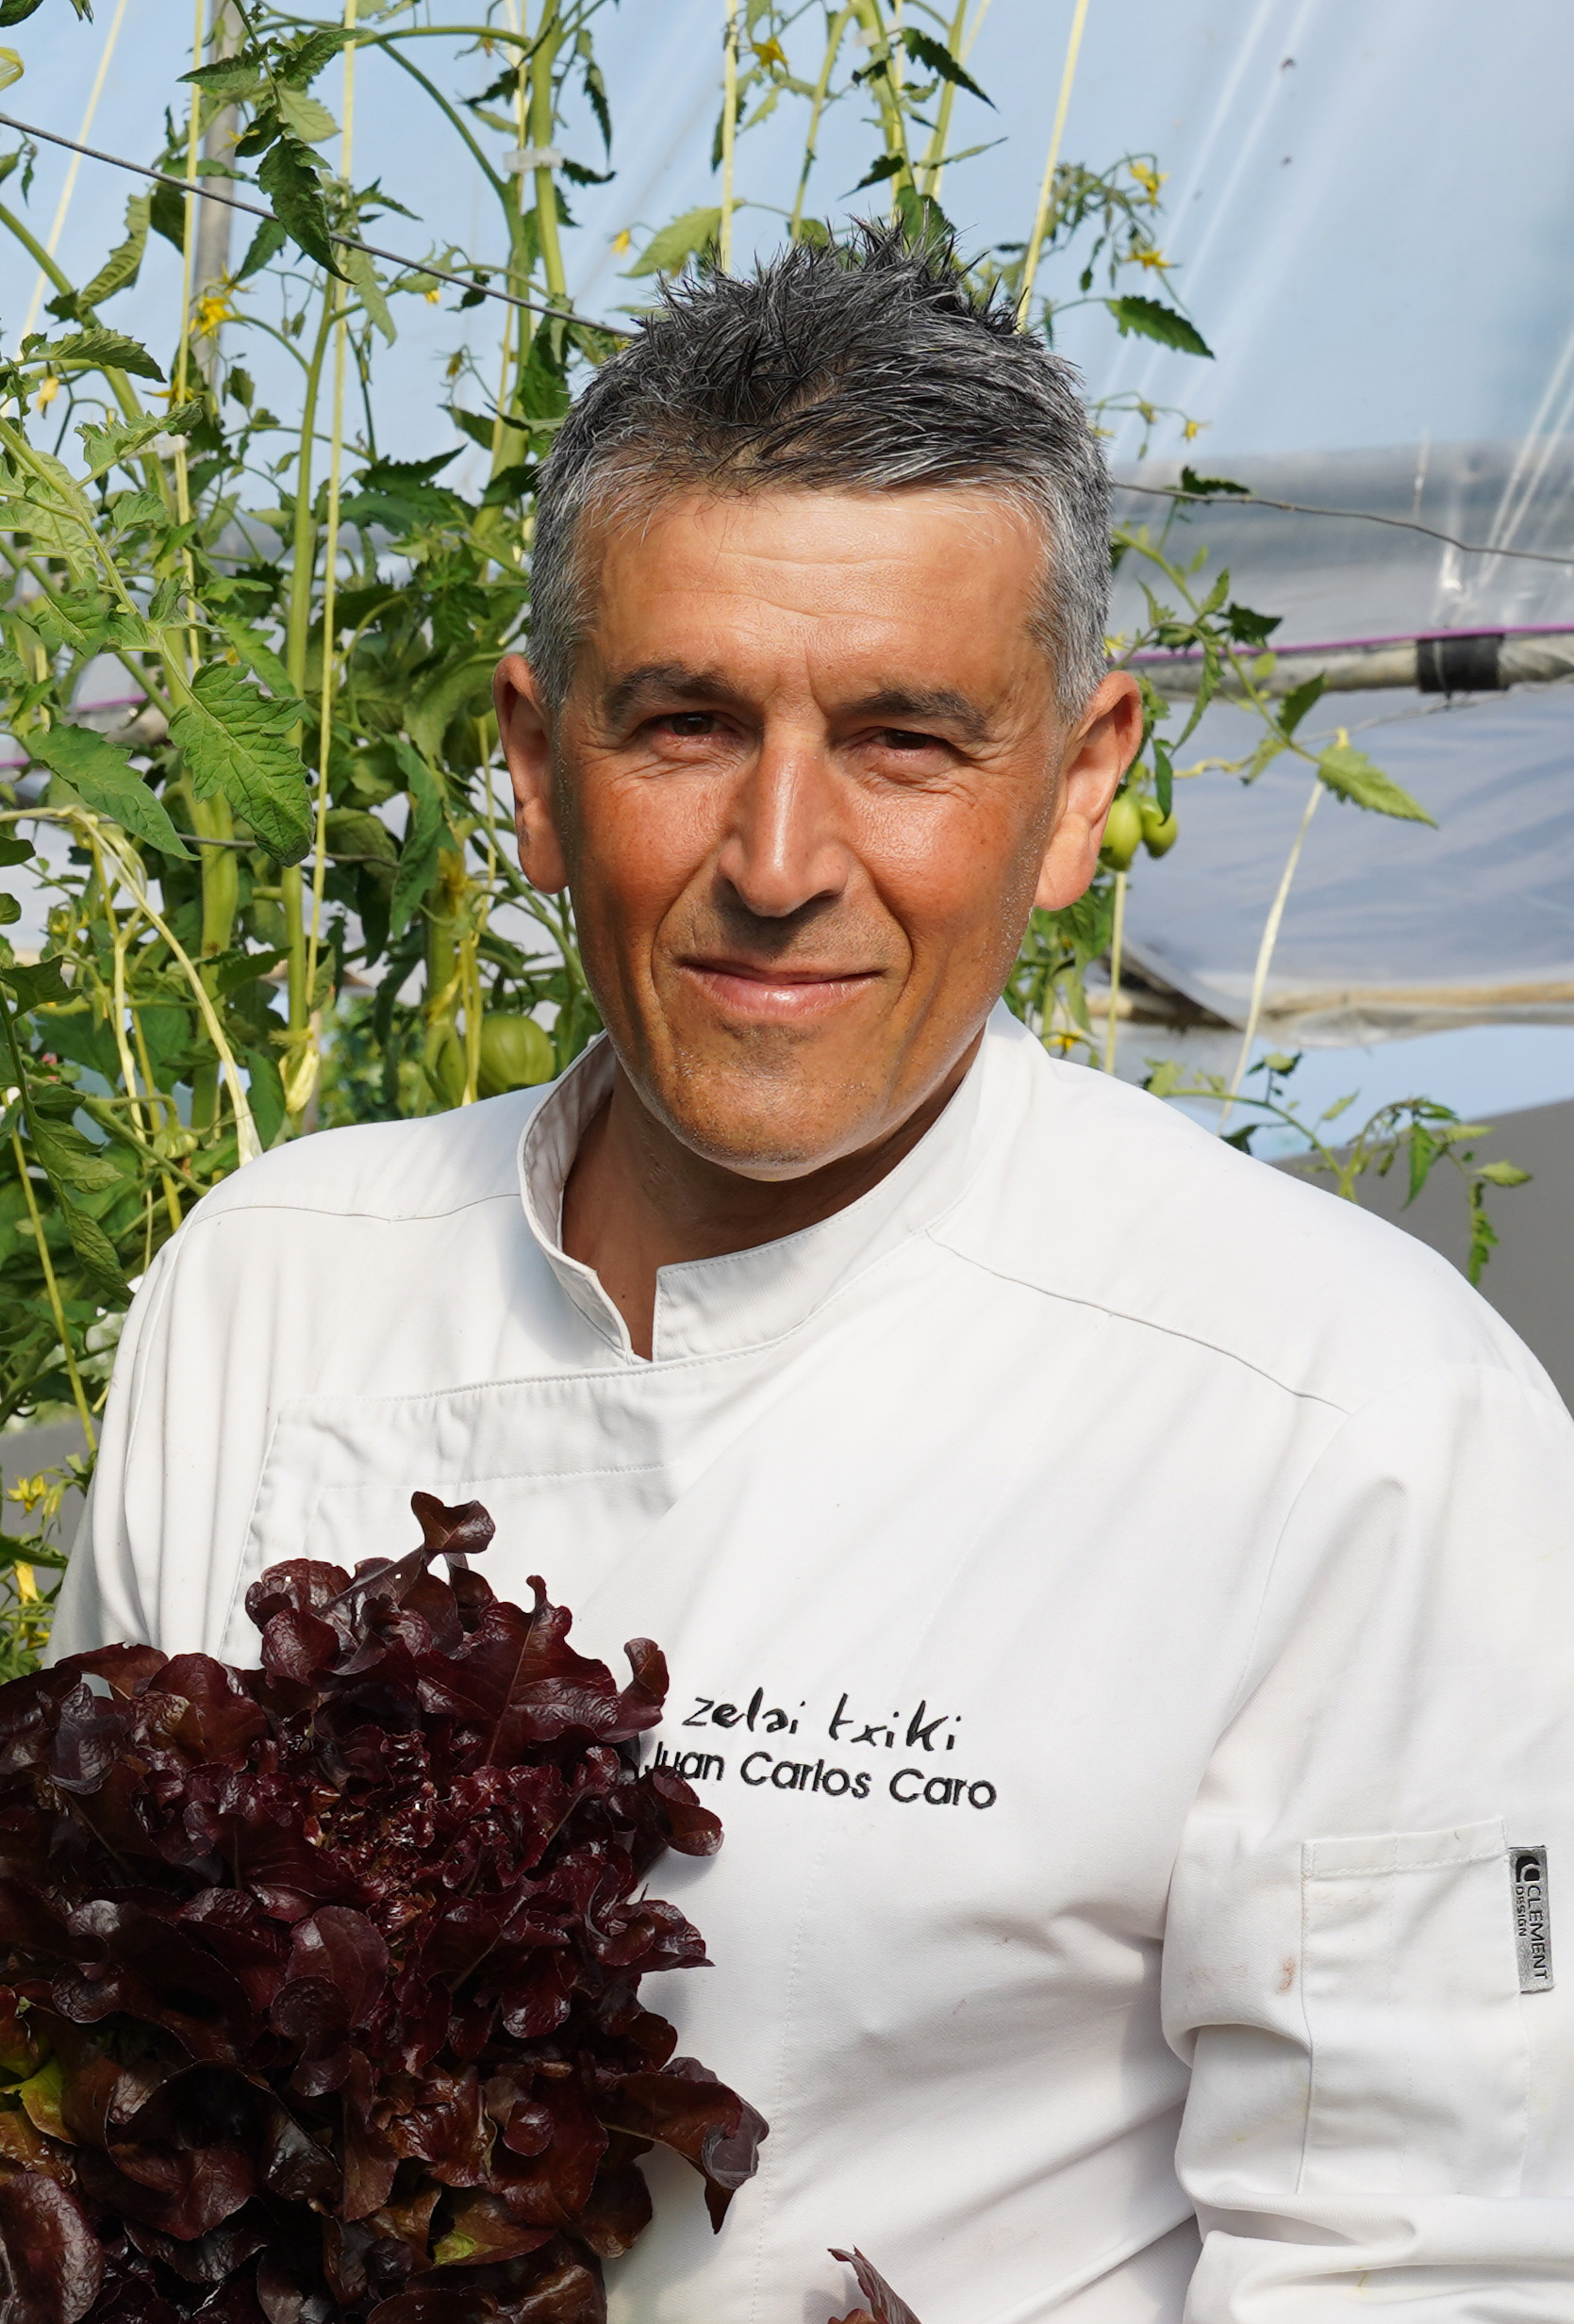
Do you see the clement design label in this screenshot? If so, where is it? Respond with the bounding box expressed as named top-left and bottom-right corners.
top-left (1511, 1844), bottom-right (1553, 1993)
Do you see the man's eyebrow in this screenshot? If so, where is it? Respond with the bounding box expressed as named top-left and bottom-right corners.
top-left (845, 687), bottom-right (991, 744)
top-left (601, 663), bottom-right (744, 726)
top-left (598, 668), bottom-right (994, 743)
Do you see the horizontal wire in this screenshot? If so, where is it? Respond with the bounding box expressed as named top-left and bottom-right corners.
top-left (0, 109), bottom-right (624, 337)
top-left (1118, 479), bottom-right (1574, 570)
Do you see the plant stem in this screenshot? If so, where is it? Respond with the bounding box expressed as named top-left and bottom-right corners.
top-left (9, 1133), bottom-right (97, 1446)
top-left (1102, 867), bottom-right (1125, 1074)
top-left (853, 0), bottom-right (913, 192)
top-left (176, 0), bottom-right (242, 1132)
top-left (1016, 0), bottom-right (1090, 325)
top-left (280, 284), bottom-right (340, 1047)
top-left (789, 3), bottom-right (856, 238)
top-left (1218, 766), bottom-right (1325, 1136)
top-left (530, 1), bottom-right (568, 303)
top-left (293, 0), bottom-right (359, 1124)
top-left (0, 981), bottom-right (97, 1445)
top-left (92, 821), bottom-right (261, 1164)
top-left (490, 0), bottom-right (526, 476)
top-left (173, 0), bottom-right (205, 571)
top-left (917, 0), bottom-right (970, 196)
top-left (720, 0), bottom-right (739, 270)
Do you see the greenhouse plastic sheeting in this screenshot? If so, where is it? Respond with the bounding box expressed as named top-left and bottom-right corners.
top-left (1118, 687), bottom-right (1574, 1042)
top-left (1109, 445), bottom-right (1574, 1039)
top-left (1111, 441), bottom-right (1574, 650)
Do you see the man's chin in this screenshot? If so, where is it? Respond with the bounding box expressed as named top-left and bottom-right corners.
top-left (664, 1107), bottom-right (865, 1182)
top-left (643, 1063), bottom-right (881, 1182)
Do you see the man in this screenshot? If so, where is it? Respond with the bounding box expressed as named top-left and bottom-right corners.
top-left (55, 233), bottom-right (1574, 2321)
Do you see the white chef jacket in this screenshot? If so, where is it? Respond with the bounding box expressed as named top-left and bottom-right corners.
top-left (53, 1005), bottom-right (1574, 2323)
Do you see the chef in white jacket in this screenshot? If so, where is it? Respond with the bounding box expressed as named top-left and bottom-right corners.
top-left (54, 229), bottom-right (1574, 2322)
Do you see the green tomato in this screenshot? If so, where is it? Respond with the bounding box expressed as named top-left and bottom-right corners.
top-left (478, 1011), bottom-right (556, 1097)
top-left (1140, 805), bottom-right (1179, 858)
top-left (1100, 792), bottom-right (1144, 872)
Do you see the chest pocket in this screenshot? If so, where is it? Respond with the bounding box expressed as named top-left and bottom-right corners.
top-left (1299, 1818), bottom-right (1530, 2196)
top-left (223, 1376), bottom-right (678, 1662)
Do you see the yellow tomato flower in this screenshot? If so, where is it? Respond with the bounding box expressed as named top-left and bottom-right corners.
top-left (195, 288), bottom-right (237, 337)
top-left (34, 374), bottom-right (58, 410)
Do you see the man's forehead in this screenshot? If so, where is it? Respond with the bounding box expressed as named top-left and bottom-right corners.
top-left (590, 479), bottom-right (1044, 575)
top-left (576, 486), bottom-right (1052, 719)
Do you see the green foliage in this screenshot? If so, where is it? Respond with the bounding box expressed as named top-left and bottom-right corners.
top-left (1148, 1055), bottom-right (1530, 1291)
top-left (0, 1453), bottom-right (75, 1676)
top-left (171, 664), bottom-right (314, 863)
top-left (1317, 739), bottom-right (1434, 824)
top-left (1107, 294), bottom-right (1213, 356)
top-left (626, 205), bottom-right (723, 276)
top-left (25, 725), bottom-right (191, 859)
top-left (65, 192), bottom-right (151, 315)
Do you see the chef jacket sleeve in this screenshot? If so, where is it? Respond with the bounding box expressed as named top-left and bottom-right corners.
top-left (1164, 1359), bottom-right (1574, 2318)
top-left (46, 1236), bottom-right (180, 1662)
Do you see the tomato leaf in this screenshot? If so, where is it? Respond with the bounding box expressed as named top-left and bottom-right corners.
top-left (39, 327), bottom-right (164, 384)
top-left (900, 28), bottom-right (992, 105)
top-left (625, 206), bottom-right (722, 277)
top-left (1278, 672), bottom-right (1326, 737)
top-left (0, 956), bottom-right (69, 1010)
top-left (74, 190), bottom-right (152, 314)
top-left (388, 738), bottom-right (448, 938)
top-left (170, 663), bottom-right (312, 863)
top-left (257, 134), bottom-right (346, 279)
top-left (1106, 296), bottom-right (1213, 356)
top-left (26, 724), bottom-right (192, 859)
top-left (1317, 741), bottom-right (1435, 825)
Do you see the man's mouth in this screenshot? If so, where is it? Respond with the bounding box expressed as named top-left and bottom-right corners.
top-left (676, 957), bottom-right (883, 1024)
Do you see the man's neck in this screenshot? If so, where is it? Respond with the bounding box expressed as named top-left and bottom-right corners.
top-left (559, 1045), bottom-right (977, 1359)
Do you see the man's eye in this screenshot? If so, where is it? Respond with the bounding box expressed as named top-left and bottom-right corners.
top-left (658, 712), bottom-right (718, 737)
top-left (876, 728), bottom-right (940, 752)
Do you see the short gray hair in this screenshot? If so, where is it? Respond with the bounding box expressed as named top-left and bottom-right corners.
top-left (528, 225), bottom-right (1113, 715)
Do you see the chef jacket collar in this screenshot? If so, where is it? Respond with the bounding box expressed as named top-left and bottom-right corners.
top-left (516, 1012), bottom-right (1007, 1362)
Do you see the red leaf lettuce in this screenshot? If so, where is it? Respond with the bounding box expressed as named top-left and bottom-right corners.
top-left (0, 1494), bottom-right (765, 2324)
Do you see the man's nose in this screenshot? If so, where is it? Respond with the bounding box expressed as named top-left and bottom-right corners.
top-left (714, 735), bottom-right (853, 920)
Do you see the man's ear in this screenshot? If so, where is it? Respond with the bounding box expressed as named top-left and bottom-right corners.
top-left (1034, 670), bottom-right (1145, 911)
top-left (493, 652), bottom-right (569, 893)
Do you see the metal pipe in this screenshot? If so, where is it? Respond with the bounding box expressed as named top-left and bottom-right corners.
top-left (1130, 627), bottom-right (1574, 699)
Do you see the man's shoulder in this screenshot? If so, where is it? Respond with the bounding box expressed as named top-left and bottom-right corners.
top-left (944, 1023), bottom-right (1546, 1414)
top-left (189, 1085), bottom-right (552, 1231)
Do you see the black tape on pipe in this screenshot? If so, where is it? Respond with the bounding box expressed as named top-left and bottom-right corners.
top-left (1416, 633), bottom-right (1505, 693)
